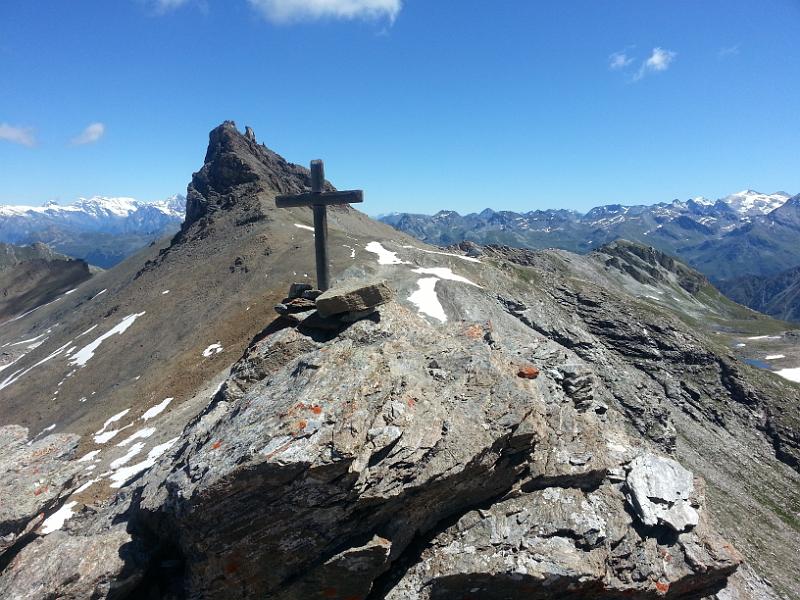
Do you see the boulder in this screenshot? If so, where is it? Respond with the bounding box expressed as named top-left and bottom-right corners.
top-left (315, 280), bottom-right (393, 317)
top-left (625, 453), bottom-right (699, 532)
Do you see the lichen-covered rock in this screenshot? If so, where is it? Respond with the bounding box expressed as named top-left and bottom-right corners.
top-left (135, 303), bottom-right (742, 599)
top-left (0, 425), bottom-right (81, 559)
top-left (0, 525), bottom-right (145, 600)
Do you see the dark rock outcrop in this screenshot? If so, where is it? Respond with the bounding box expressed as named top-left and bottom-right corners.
top-left (182, 121), bottom-right (335, 233)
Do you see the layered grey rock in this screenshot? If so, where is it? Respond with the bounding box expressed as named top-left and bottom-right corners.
top-left (0, 426), bottom-right (81, 559)
top-left (315, 279), bottom-right (394, 317)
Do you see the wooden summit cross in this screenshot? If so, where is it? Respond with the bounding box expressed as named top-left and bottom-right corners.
top-left (275, 160), bottom-right (363, 291)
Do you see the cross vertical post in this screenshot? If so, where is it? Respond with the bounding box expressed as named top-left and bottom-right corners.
top-left (275, 160), bottom-right (364, 292)
top-left (310, 160), bottom-right (330, 291)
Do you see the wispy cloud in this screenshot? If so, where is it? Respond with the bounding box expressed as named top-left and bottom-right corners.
top-left (633, 47), bottom-right (677, 81)
top-left (0, 123), bottom-right (36, 147)
top-left (150, 0), bottom-right (191, 13)
top-left (608, 51), bottom-right (634, 70)
top-left (718, 44), bottom-right (740, 58)
top-left (247, 0), bottom-right (402, 23)
top-left (71, 122), bottom-right (106, 146)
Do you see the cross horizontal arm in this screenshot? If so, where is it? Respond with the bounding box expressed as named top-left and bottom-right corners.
top-left (275, 190), bottom-right (363, 208)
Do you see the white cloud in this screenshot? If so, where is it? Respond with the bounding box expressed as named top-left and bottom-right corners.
top-left (633, 47), bottom-right (676, 81)
top-left (608, 51), bottom-right (634, 70)
top-left (71, 122), bottom-right (106, 146)
top-left (247, 0), bottom-right (401, 23)
top-left (0, 123), bottom-right (36, 147)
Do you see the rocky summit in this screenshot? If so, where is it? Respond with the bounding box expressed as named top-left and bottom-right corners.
top-left (0, 122), bottom-right (798, 599)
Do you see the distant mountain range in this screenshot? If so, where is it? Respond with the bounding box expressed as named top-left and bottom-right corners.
top-left (0, 195), bottom-right (185, 268)
top-left (380, 189), bottom-right (800, 320)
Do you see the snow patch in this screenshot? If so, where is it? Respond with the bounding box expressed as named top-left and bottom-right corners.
top-left (116, 427), bottom-right (157, 447)
top-left (408, 278), bottom-right (447, 323)
top-left (411, 267), bottom-right (480, 287)
top-left (0, 340), bottom-right (74, 391)
top-left (765, 354), bottom-right (786, 360)
top-left (142, 397), bottom-right (172, 421)
top-left (365, 241), bottom-right (408, 265)
top-left (774, 367), bottom-right (800, 383)
top-left (40, 501), bottom-right (78, 534)
top-left (294, 223), bottom-right (315, 232)
top-left (400, 245), bottom-right (482, 263)
top-left (76, 324), bottom-right (98, 338)
top-left (69, 312), bottom-right (146, 367)
top-left (110, 442), bottom-right (146, 469)
top-left (78, 450), bottom-right (101, 463)
top-left (108, 437), bottom-right (179, 488)
top-left (94, 409), bottom-right (130, 443)
top-left (73, 478), bottom-right (99, 494)
top-left (202, 343), bottom-right (223, 357)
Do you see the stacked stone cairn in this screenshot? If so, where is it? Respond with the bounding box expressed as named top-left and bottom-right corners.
top-left (274, 280), bottom-right (394, 331)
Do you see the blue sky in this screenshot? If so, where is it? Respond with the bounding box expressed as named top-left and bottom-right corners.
top-left (1, 0), bottom-right (799, 214)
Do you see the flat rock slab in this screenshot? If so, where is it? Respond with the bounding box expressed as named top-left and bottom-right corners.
top-left (315, 280), bottom-right (393, 317)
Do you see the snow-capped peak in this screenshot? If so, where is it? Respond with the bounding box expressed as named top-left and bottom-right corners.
top-left (0, 195), bottom-right (186, 241)
top-left (721, 190), bottom-right (790, 217)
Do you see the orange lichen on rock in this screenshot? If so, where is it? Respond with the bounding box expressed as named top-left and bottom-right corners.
top-left (465, 324), bottom-right (484, 340)
top-left (655, 580), bottom-right (670, 594)
top-left (517, 365), bottom-right (540, 379)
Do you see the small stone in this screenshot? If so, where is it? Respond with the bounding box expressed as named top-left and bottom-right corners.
top-left (301, 289), bottom-right (323, 301)
top-left (517, 365), bottom-right (540, 379)
top-left (286, 298), bottom-right (316, 311)
top-left (315, 280), bottom-right (393, 318)
top-left (274, 303), bottom-right (289, 316)
top-left (288, 283), bottom-right (312, 299)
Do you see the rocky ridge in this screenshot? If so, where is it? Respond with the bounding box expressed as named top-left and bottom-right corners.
top-left (0, 123), bottom-right (796, 599)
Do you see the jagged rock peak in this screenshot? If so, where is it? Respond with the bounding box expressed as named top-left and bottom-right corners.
top-left (183, 120), bottom-right (334, 230)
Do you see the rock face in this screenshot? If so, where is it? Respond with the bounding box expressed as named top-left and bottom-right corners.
top-left (183, 121), bottom-right (335, 233)
top-left (130, 300), bottom-right (742, 599)
top-left (0, 426), bottom-right (81, 559)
